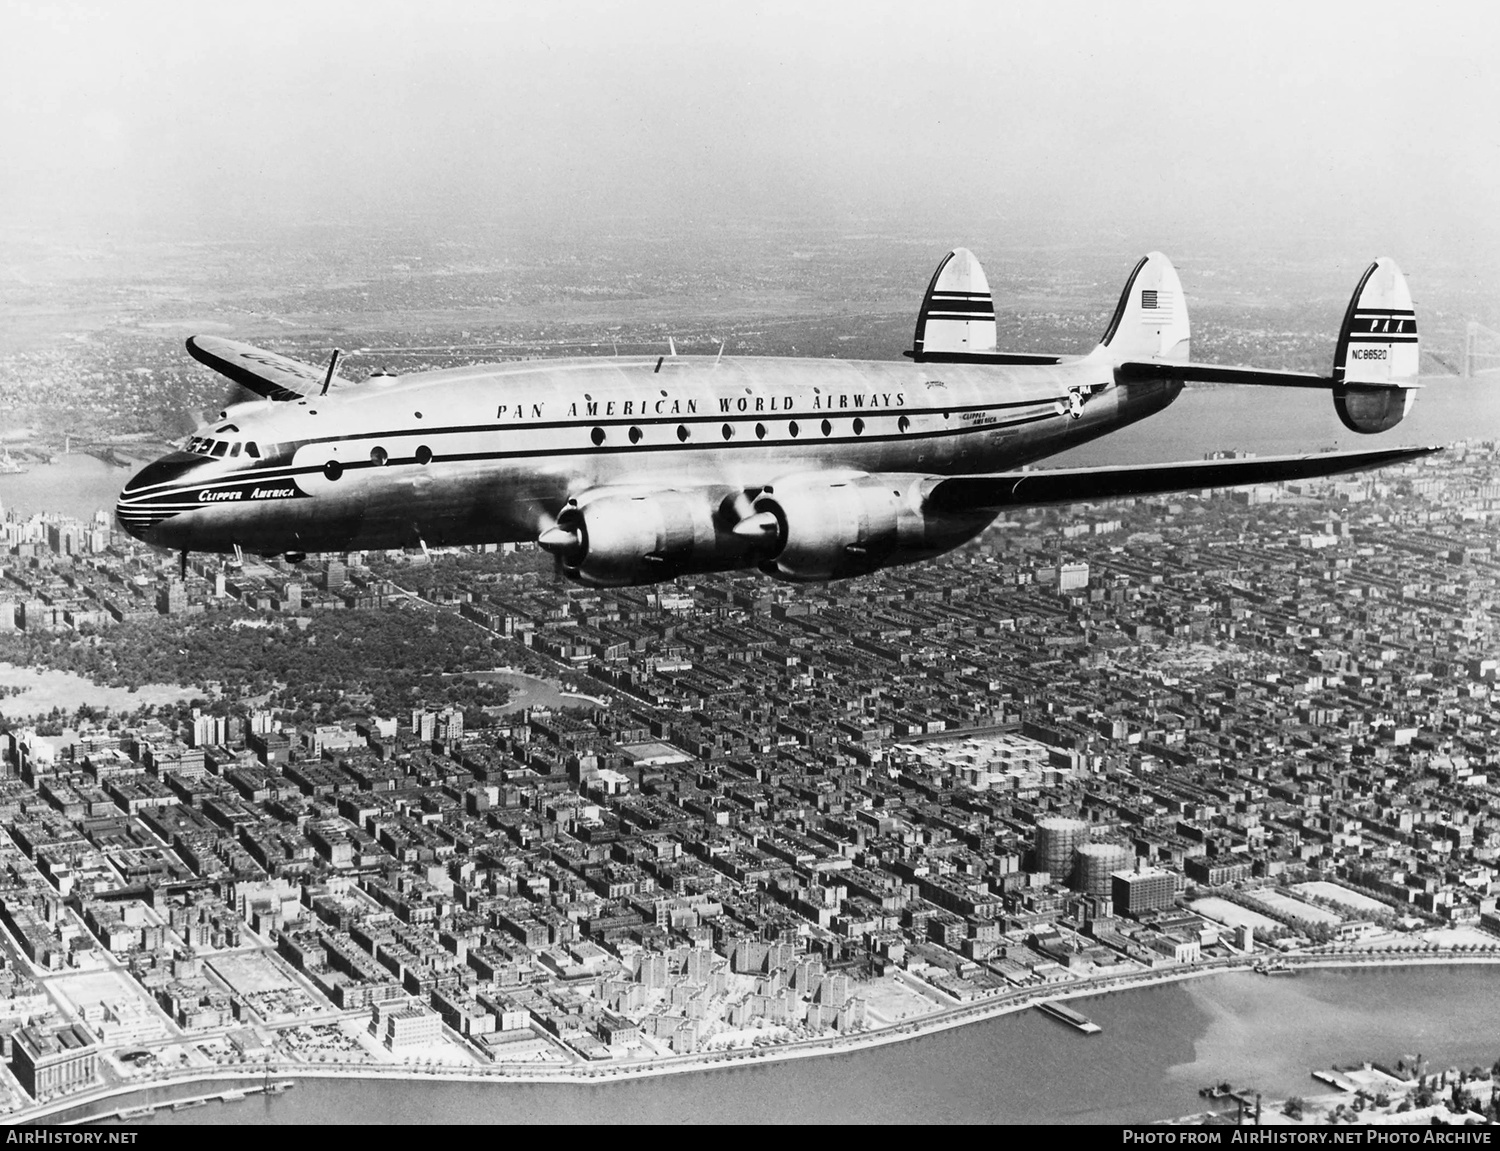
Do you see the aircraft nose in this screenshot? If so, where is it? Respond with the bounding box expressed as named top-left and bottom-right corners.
top-left (121, 451), bottom-right (204, 496)
top-left (115, 451), bottom-right (204, 542)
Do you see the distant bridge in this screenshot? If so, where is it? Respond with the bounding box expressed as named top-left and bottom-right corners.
top-left (1465, 321), bottom-right (1500, 378)
top-left (62, 434), bottom-right (166, 469)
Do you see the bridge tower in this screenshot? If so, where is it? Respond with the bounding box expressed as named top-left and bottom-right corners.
top-left (1465, 321), bottom-right (1500, 378)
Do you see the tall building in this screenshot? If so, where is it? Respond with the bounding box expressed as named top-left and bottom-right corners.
top-left (191, 714), bottom-right (226, 749)
top-left (46, 523), bottom-right (78, 557)
top-left (383, 1005), bottom-right (442, 1049)
top-left (1035, 816), bottom-right (1089, 881)
top-left (435, 707), bottom-right (464, 744)
top-left (1111, 867), bottom-right (1177, 917)
top-left (1058, 561), bottom-right (1089, 592)
top-left (276, 581), bottom-right (301, 611)
top-left (412, 709), bottom-right (436, 742)
top-left (11, 1023), bottom-right (98, 1100)
top-left (157, 579), bottom-right (185, 615)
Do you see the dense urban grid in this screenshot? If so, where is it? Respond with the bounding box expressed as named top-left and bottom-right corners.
top-left (1, 439), bottom-right (1500, 1122)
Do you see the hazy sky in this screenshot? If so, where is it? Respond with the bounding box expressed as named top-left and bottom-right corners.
top-left (3, 0), bottom-right (1497, 271)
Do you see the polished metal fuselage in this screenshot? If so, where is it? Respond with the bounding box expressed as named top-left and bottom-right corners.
top-left (115, 354), bottom-right (1180, 556)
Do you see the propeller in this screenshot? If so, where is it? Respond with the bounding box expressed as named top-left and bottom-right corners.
top-left (535, 510), bottom-right (577, 586)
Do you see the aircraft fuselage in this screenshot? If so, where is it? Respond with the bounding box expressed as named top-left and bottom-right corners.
top-left (116, 355), bottom-right (1180, 560)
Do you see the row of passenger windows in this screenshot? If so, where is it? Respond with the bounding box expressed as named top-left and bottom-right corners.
top-left (589, 415), bottom-right (912, 446)
top-left (326, 413), bottom-right (922, 476)
top-left (323, 444), bottom-right (431, 481)
top-left (282, 411), bottom-right (933, 481)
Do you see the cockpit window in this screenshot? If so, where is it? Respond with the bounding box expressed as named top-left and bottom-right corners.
top-left (244, 441), bottom-right (260, 458)
top-left (229, 442), bottom-right (242, 457)
top-left (210, 441), bottom-right (228, 458)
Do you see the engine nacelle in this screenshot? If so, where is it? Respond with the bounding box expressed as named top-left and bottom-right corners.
top-left (752, 474), bottom-right (989, 582)
top-left (549, 491), bottom-right (747, 587)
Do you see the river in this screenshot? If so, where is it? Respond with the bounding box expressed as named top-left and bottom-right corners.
top-left (104, 965), bottom-right (1500, 1125)
top-left (0, 453), bottom-right (124, 523)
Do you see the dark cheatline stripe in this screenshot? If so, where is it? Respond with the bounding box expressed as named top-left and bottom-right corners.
top-left (924, 298), bottom-right (994, 315)
top-left (1352, 308), bottom-right (1415, 317)
top-left (1343, 335), bottom-right (1420, 345)
top-left (926, 312), bottom-right (997, 322)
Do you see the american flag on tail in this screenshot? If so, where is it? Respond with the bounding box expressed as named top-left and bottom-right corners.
top-left (1141, 288), bottom-right (1172, 324)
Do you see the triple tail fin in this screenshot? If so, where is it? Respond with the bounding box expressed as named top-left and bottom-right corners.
top-left (907, 249), bottom-right (1062, 365)
top-left (912, 247), bottom-right (997, 357)
top-left (1332, 257), bottom-right (1418, 433)
top-left (1092, 251), bottom-right (1191, 364)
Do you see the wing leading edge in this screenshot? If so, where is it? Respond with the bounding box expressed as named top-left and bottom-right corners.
top-left (924, 445), bottom-right (1440, 514)
top-left (186, 336), bottom-right (331, 402)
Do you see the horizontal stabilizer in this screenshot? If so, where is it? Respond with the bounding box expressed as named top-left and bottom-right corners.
top-left (186, 336), bottom-right (330, 402)
top-left (1117, 362), bottom-right (1335, 389)
top-left (924, 446), bottom-right (1439, 513)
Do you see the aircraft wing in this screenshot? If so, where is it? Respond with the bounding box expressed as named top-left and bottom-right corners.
top-left (924, 445), bottom-right (1439, 513)
top-left (186, 336), bottom-right (329, 402)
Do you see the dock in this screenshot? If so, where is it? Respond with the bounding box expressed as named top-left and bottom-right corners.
top-left (1254, 960), bottom-right (1297, 976)
top-left (84, 1079), bottom-right (295, 1124)
top-left (1036, 1000), bottom-right (1102, 1034)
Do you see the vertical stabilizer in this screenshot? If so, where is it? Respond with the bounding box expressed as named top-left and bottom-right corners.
top-left (1094, 252), bottom-right (1190, 364)
top-left (912, 248), bottom-right (997, 358)
top-left (1334, 258), bottom-right (1418, 386)
top-left (1332, 258), bottom-right (1419, 433)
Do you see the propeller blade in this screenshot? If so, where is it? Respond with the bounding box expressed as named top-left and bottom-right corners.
top-left (732, 510), bottom-right (778, 539)
top-left (538, 525), bottom-right (582, 556)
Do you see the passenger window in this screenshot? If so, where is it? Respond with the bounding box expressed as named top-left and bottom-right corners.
top-left (211, 441), bottom-right (228, 457)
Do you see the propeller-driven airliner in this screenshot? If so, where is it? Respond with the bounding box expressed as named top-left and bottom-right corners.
top-left (116, 249), bottom-right (1433, 586)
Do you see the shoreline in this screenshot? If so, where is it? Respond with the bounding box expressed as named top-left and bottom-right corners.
top-left (22, 949), bottom-right (1500, 1126)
